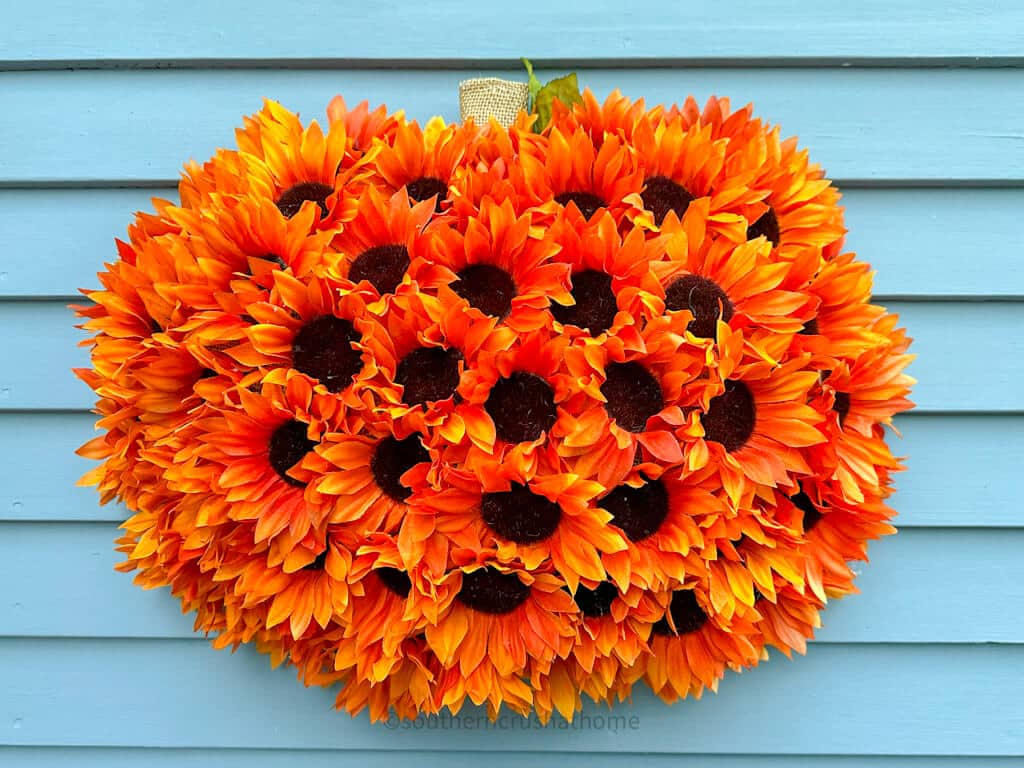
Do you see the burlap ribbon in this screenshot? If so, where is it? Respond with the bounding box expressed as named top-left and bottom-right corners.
top-left (458, 78), bottom-right (530, 128)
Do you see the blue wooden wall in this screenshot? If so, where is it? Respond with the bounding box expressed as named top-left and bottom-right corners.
top-left (2, 1), bottom-right (1023, 765)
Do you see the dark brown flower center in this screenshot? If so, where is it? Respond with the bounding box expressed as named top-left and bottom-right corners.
top-left (349, 244), bottom-right (410, 295)
top-left (790, 488), bottom-right (824, 532)
top-left (642, 176), bottom-right (695, 225)
top-left (260, 253), bottom-right (288, 269)
top-left (747, 207), bottom-right (780, 246)
top-left (395, 347), bottom-right (463, 407)
top-left (451, 264), bottom-right (516, 320)
top-left (601, 361), bottom-right (663, 433)
top-left (833, 391), bottom-right (851, 425)
top-left (572, 581), bottom-right (619, 618)
top-left (481, 482), bottom-right (562, 544)
top-left (276, 182), bottom-right (334, 219)
top-left (377, 567), bottom-right (412, 598)
top-left (652, 589), bottom-right (708, 636)
top-left (665, 275), bottom-right (735, 339)
top-left (268, 420), bottom-right (317, 487)
top-left (291, 316), bottom-right (363, 393)
top-left (406, 176), bottom-right (448, 212)
top-left (550, 269), bottom-right (618, 336)
top-left (302, 548), bottom-right (330, 571)
top-left (702, 379), bottom-right (756, 452)
top-left (485, 372), bottom-right (558, 444)
top-left (371, 435), bottom-right (430, 502)
top-left (206, 339), bottom-right (241, 353)
top-left (555, 191), bottom-right (606, 220)
top-left (602, 478), bottom-right (669, 541)
top-left (457, 567), bottom-right (531, 614)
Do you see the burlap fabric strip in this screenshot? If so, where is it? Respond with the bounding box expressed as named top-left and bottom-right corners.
top-left (458, 78), bottom-right (530, 128)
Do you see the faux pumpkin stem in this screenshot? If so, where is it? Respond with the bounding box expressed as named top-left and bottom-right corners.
top-left (458, 77), bottom-right (530, 128)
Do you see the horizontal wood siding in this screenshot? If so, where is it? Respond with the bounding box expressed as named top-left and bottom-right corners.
top-left (4, 187), bottom-right (1023, 299)
top-left (2, 412), bottom-right (1020, 527)
top-left (4, 300), bottom-right (1019, 412)
top-left (3, 0), bottom-right (1023, 61)
top-left (3, 69), bottom-right (1023, 183)
top-left (2, 640), bottom-right (1022, 754)
top-left (1, 1), bottom-right (1021, 765)
top-left (3, 523), bottom-right (1021, 643)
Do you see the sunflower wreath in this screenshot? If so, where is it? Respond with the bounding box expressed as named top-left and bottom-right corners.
top-left (75, 73), bottom-right (914, 722)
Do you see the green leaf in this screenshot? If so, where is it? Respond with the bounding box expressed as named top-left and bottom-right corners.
top-left (533, 72), bottom-right (583, 132)
top-left (522, 58), bottom-right (543, 106)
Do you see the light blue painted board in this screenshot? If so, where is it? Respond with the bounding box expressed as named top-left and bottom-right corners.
top-left (2, 523), bottom-right (1017, 643)
top-left (5, 187), bottom-right (1023, 300)
top-left (888, 413), bottom-right (1024, 527)
top-left (2, 69), bottom-right (1022, 183)
top-left (2, 639), bottom-right (1021, 754)
top-left (841, 188), bottom-right (1024, 299)
top-left (0, 300), bottom-right (999, 412)
top-left (0, 189), bottom-right (148, 300)
top-left (0, 412), bottom-right (1015, 527)
top-left (2, 749), bottom-right (1021, 768)
top-left (3, 0), bottom-right (1023, 61)
top-left (0, 413), bottom-right (98, 521)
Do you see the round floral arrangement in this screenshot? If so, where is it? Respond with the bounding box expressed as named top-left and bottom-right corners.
top-left (75, 74), bottom-right (914, 722)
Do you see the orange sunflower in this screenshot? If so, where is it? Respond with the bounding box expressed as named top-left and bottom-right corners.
top-left (360, 291), bottom-right (517, 442)
top-left (415, 195), bottom-right (571, 333)
top-left (168, 375), bottom-right (341, 548)
top-left (326, 95), bottom-right (401, 153)
top-left (335, 636), bottom-right (442, 722)
top-left (455, 330), bottom-right (575, 465)
top-left (628, 115), bottom-right (758, 241)
top-left (446, 117), bottom-right (546, 220)
top-left (732, 125), bottom-right (847, 261)
top-left (782, 248), bottom-right (890, 361)
top-left (326, 185), bottom-right (437, 306)
top-left (182, 99), bottom-right (367, 228)
top-left (804, 322), bottom-right (914, 503)
top-left (700, 501), bottom-right (809, 623)
top-left (681, 351), bottom-right (826, 504)
top-left (599, 462), bottom-right (722, 591)
top-left (517, 123), bottom-right (645, 226)
top-left (76, 400), bottom-right (173, 509)
top-left (536, 582), bottom-right (665, 720)
top-left (75, 219), bottom-right (220, 509)
top-left (548, 89), bottom-right (651, 146)
top-left (419, 454), bottom-right (627, 591)
top-left (168, 193), bottom-right (337, 291)
top-left (213, 528), bottom-right (353, 641)
top-left (652, 212), bottom-right (816, 355)
top-left (664, 94), bottom-right (763, 149)
top-left (425, 562), bottom-right (578, 716)
top-left (547, 210), bottom-right (666, 344)
top-left (642, 581), bottom-right (761, 702)
top-left (332, 533), bottom-right (442, 684)
top-left (780, 482), bottom-right (896, 600)
top-left (369, 116), bottom-right (481, 214)
top-left (752, 583), bottom-right (822, 658)
top-left (243, 270), bottom-right (385, 404)
top-left (315, 414), bottom-right (436, 537)
top-left (559, 310), bottom-right (707, 487)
